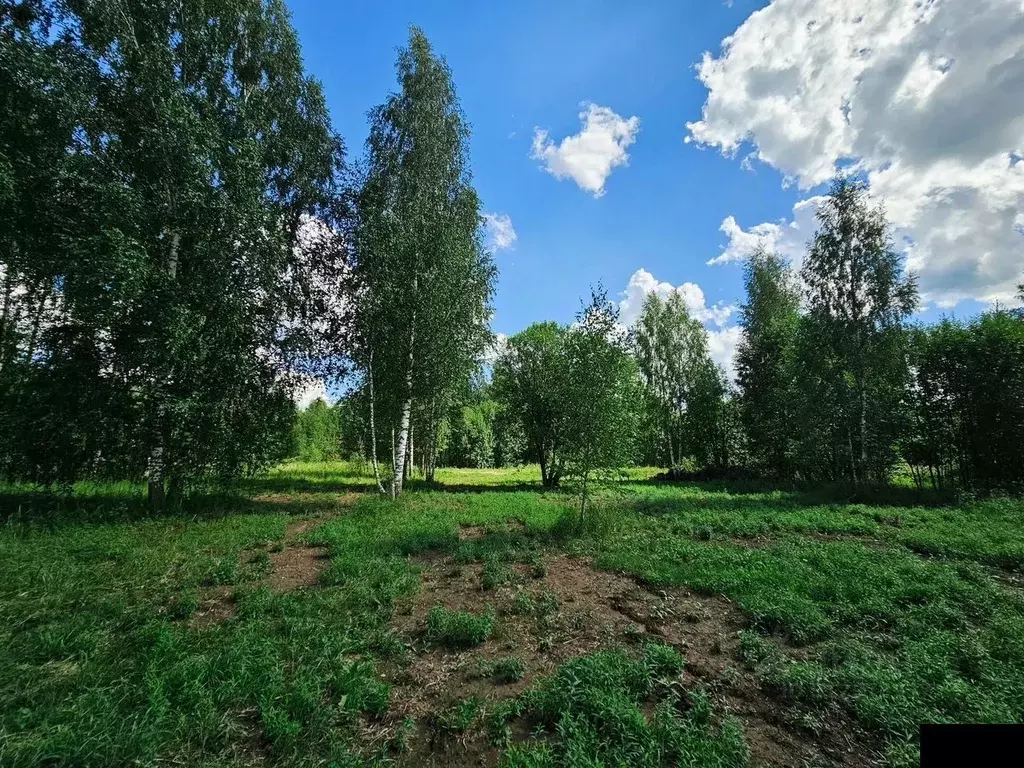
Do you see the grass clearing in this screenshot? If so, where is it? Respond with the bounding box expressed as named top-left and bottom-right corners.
top-left (2, 461), bottom-right (1023, 766)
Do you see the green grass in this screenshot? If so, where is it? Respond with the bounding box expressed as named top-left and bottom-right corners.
top-left (496, 647), bottom-right (746, 767)
top-left (478, 656), bottom-right (527, 684)
top-left (2, 460), bottom-right (1023, 766)
top-left (426, 604), bottom-right (496, 649)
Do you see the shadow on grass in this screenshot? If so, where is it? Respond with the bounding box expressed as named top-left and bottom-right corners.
top-left (0, 488), bottom-right (342, 529)
top-left (405, 480), bottom-right (552, 494)
top-left (240, 475), bottom-right (381, 494)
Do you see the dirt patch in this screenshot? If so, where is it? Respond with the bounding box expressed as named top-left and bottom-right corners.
top-left (381, 553), bottom-right (878, 768)
top-left (189, 518), bottom-right (330, 627)
top-left (190, 584), bottom-right (237, 629)
top-left (457, 525), bottom-right (487, 541)
top-left (267, 543), bottom-right (330, 592)
top-left (266, 518), bottom-right (331, 592)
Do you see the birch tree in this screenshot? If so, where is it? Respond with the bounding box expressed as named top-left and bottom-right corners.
top-left (0, 1), bottom-right (347, 503)
top-left (634, 290), bottom-right (721, 475)
top-left (795, 177), bottom-right (917, 483)
top-left (353, 28), bottom-right (495, 497)
top-left (561, 288), bottom-right (638, 518)
top-left (735, 248), bottom-right (801, 477)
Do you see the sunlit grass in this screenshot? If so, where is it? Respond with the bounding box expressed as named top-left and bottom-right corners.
top-left (2, 460), bottom-right (1023, 766)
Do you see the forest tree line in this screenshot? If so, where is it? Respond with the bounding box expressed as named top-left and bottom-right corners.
top-left (311, 178), bottom-right (1024, 496)
top-left (2, 2), bottom-right (1022, 509)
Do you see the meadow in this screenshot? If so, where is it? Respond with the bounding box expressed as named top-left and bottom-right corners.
top-left (2, 463), bottom-right (1023, 767)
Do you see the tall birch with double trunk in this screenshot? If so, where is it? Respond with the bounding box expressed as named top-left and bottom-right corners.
top-left (353, 28), bottom-right (495, 498)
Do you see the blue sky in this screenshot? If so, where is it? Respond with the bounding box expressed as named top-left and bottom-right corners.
top-left (287, 0), bottom-right (1022, 383)
top-left (287, 1), bottom-right (803, 335)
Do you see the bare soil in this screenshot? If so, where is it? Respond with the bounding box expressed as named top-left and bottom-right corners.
top-left (379, 552), bottom-right (880, 767)
top-left (188, 517), bottom-right (329, 628)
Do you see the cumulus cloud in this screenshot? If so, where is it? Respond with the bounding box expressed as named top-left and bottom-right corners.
top-left (618, 269), bottom-right (739, 377)
top-left (688, 0), bottom-right (1024, 306)
top-left (531, 103), bottom-right (640, 197)
top-left (482, 212), bottom-right (517, 251)
top-left (712, 196), bottom-right (824, 268)
top-left (706, 325), bottom-right (742, 381)
top-left (619, 268), bottom-right (735, 327)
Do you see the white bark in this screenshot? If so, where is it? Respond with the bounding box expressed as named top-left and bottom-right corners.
top-left (367, 350), bottom-right (385, 494)
top-left (391, 277), bottom-right (417, 498)
top-left (392, 388), bottom-right (412, 496)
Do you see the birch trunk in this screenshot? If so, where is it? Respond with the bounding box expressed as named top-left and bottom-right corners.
top-left (392, 389), bottom-right (412, 496)
top-left (148, 229), bottom-right (181, 511)
top-left (367, 351), bottom-right (385, 494)
top-left (405, 422), bottom-right (414, 481)
top-left (392, 278), bottom-right (417, 497)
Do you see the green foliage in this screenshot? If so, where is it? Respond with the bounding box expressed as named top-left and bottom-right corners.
top-left (736, 248), bottom-right (801, 476)
top-left (480, 656), bottom-right (527, 684)
top-left (492, 322), bottom-right (571, 486)
top-left (560, 288), bottom-right (640, 517)
top-left (434, 697), bottom-right (484, 736)
top-left (502, 648), bottom-right (749, 767)
top-left (793, 177), bottom-right (918, 484)
top-left (0, 0), bottom-right (347, 499)
top-left (443, 395), bottom-right (500, 468)
top-left (294, 398), bottom-right (342, 463)
top-left (635, 289), bottom-right (734, 472)
top-left (643, 641), bottom-right (686, 679)
top-left (426, 604), bottom-right (496, 648)
top-left (906, 311), bottom-right (1024, 493)
top-left (352, 27), bottom-right (496, 494)
top-left (482, 554), bottom-right (515, 590)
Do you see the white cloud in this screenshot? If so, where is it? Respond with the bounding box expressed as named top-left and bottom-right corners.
top-left (618, 268), bottom-right (739, 377)
top-left (619, 268), bottom-right (734, 327)
top-left (712, 196), bottom-right (824, 267)
top-left (689, 0), bottom-right (1024, 306)
top-left (531, 103), bottom-right (640, 197)
top-left (482, 212), bottom-right (517, 251)
top-left (706, 325), bottom-right (742, 382)
top-left (294, 378), bottom-right (329, 409)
